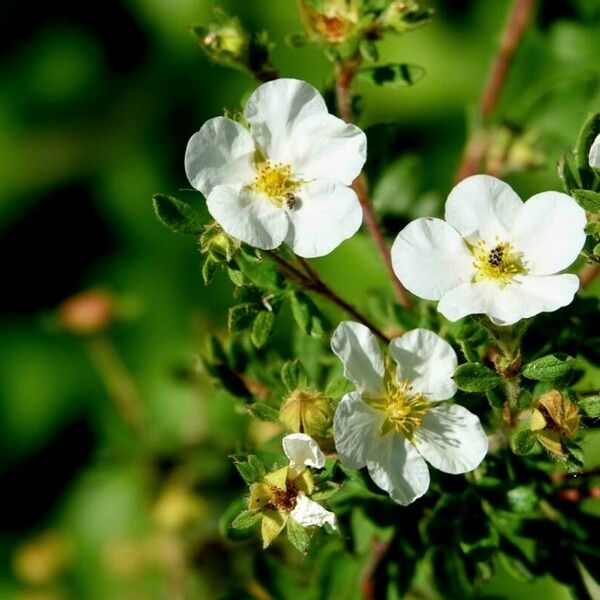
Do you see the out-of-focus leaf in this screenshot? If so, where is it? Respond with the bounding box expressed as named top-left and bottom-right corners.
top-left (152, 193), bottom-right (204, 235)
top-left (357, 63), bottom-right (425, 87)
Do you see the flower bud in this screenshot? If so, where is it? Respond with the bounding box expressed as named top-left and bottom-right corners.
top-left (58, 289), bottom-right (114, 336)
top-left (530, 390), bottom-right (581, 459)
top-left (279, 389), bottom-right (333, 436)
top-left (379, 1), bottom-right (434, 34)
top-left (199, 222), bottom-right (240, 263)
top-left (298, 0), bottom-right (361, 44)
top-left (192, 10), bottom-right (248, 67)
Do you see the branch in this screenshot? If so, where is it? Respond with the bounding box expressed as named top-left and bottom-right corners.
top-left (265, 251), bottom-right (390, 343)
top-left (580, 263), bottom-right (599, 289)
top-left (455, 0), bottom-right (536, 181)
top-left (334, 62), bottom-right (413, 310)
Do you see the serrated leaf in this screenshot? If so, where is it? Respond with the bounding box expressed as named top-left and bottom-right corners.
top-left (234, 455), bottom-right (265, 485)
top-left (251, 310), bottom-right (276, 348)
top-left (287, 517), bottom-right (311, 554)
top-left (357, 63), bottom-right (425, 87)
top-left (152, 194), bottom-right (204, 235)
top-left (231, 509), bottom-right (262, 530)
top-left (228, 303), bottom-right (259, 332)
top-left (573, 189), bottom-right (600, 214)
top-left (579, 395), bottom-right (600, 418)
top-left (453, 362), bottom-right (502, 392)
top-left (522, 353), bottom-right (575, 381)
top-left (290, 291), bottom-right (325, 338)
top-left (281, 359), bottom-right (308, 391)
top-left (235, 251), bottom-right (284, 291)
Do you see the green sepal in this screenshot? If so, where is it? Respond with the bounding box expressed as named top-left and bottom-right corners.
top-left (152, 193), bottom-right (205, 235)
top-left (453, 362), bottom-right (503, 392)
top-left (522, 353), bottom-right (575, 381)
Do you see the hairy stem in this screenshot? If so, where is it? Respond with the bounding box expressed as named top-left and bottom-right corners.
top-left (455, 0), bottom-right (536, 181)
top-left (265, 251), bottom-right (390, 343)
top-left (334, 61), bottom-right (412, 310)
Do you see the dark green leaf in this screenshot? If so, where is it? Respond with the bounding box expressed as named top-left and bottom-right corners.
top-left (251, 311), bottom-right (275, 348)
top-left (522, 353), bottom-right (575, 381)
top-left (510, 427), bottom-right (536, 455)
top-left (573, 189), bottom-right (600, 214)
top-left (281, 359), bottom-right (308, 391)
top-left (152, 193), bottom-right (204, 235)
top-left (290, 291), bottom-right (325, 338)
top-left (579, 395), bottom-right (600, 417)
top-left (453, 362), bottom-right (502, 392)
top-left (228, 303), bottom-right (259, 332)
top-left (357, 63), bottom-right (426, 87)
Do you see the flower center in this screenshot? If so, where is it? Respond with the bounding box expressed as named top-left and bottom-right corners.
top-left (366, 373), bottom-right (429, 439)
top-left (471, 239), bottom-right (527, 286)
top-left (251, 161), bottom-right (299, 207)
top-left (265, 480), bottom-right (299, 513)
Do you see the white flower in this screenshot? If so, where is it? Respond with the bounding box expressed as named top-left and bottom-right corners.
top-left (331, 321), bottom-right (488, 506)
top-left (590, 133), bottom-right (600, 169)
top-left (185, 78), bottom-right (366, 257)
top-left (290, 493), bottom-right (337, 529)
top-left (283, 432), bottom-right (326, 469)
top-left (391, 175), bottom-right (587, 326)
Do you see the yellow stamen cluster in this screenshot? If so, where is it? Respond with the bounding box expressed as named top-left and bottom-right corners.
top-left (471, 239), bottom-right (526, 286)
top-left (251, 161), bottom-right (299, 206)
top-left (366, 366), bottom-right (429, 438)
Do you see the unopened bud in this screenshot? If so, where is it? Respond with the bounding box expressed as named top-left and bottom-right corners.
top-left (298, 0), bottom-right (361, 44)
top-left (279, 389), bottom-right (333, 436)
top-left (58, 290), bottom-right (113, 335)
top-left (200, 222), bottom-right (240, 263)
top-left (192, 10), bottom-right (248, 67)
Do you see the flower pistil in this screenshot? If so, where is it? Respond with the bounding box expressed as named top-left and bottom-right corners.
top-left (471, 239), bottom-right (527, 286)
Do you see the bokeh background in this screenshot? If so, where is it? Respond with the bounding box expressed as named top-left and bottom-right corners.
top-left (1, 0), bottom-right (599, 598)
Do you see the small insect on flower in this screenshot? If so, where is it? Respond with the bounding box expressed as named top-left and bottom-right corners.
top-left (185, 78), bottom-right (367, 257)
top-left (391, 175), bottom-right (587, 325)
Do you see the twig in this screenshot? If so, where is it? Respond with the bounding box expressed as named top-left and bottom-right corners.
top-left (265, 251), bottom-right (390, 343)
top-left (334, 62), bottom-right (412, 310)
top-left (359, 537), bottom-right (392, 600)
top-left (455, 0), bottom-right (536, 181)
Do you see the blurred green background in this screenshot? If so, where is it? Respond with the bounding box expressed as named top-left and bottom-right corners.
top-left (1, 0), bottom-right (599, 598)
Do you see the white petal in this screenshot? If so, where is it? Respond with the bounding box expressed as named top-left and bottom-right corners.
top-left (185, 117), bottom-right (255, 197)
top-left (389, 329), bottom-right (458, 401)
top-left (391, 218), bottom-right (473, 301)
top-left (285, 179), bottom-right (362, 258)
top-left (511, 192), bottom-right (587, 275)
top-left (590, 133), bottom-right (600, 169)
top-left (367, 434), bottom-right (430, 506)
top-left (437, 274), bottom-right (580, 326)
top-left (290, 493), bottom-right (337, 530)
top-left (413, 404), bottom-right (488, 474)
top-left (282, 433), bottom-right (325, 469)
top-left (331, 322), bottom-right (384, 397)
top-left (445, 175), bottom-right (523, 243)
top-left (333, 392), bottom-right (385, 469)
top-left (206, 185), bottom-right (288, 250)
top-left (289, 113), bottom-right (367, 185)
top-left (244, 78), bottom-right (328, 163)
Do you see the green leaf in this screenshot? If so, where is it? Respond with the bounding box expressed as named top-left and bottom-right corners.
top-left (575, 112), bottom-right (600, 188)
top-left (286, 517), bottom-right (311, 554)
top-left (152, 193), bottom-right (204, 235)
top-left (357, 63), bottom-right (426, 87)
top-left (558, 155), bottom-right (579, 193)
top-left (249, 402), bottom-right (280, 422)
top-left (359, 39), bottom-right (379, 62)
top-left (510, 427), bottom-right (537, 455)
top-left (290, 291), bottom-right (325, 338)
top-left (235, 250), bottom-right (284, 291)
top-left (573, 189), bottom-right (600, 214)
top-left (219, 498), bottom-right (255, 541)
top-left (516, 388), bottom-right (533, 410)
top-left (231, 509), bottom-right (262, 530)
top-left (507, 486), bottom-right (538, 513)
top-left (281, 359), bottom-right (308, 391)
top-left (311, 481), bottom-right (340, 502)
top-left (201, 257), bottom-right (219, 285)
top-left (586, 222), bottom-right (600, 239)
top-left (233, 455), bottom-right (265, 485)
top-left (486, 385), bottom-right (505, 410)
top-left (453, 362), bottom-right (502, 392)
top-left (251, 311), bottom-right (275, 348)
top-left (522, 353), bottom-right (575, 381)
top-left (228, 303), bottom-right (259, 332)
top-left (579, 395), bottom-right (600, 418)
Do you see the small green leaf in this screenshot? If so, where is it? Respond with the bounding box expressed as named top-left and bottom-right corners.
top-left (219, 498), bottom-right (255, 541)
top-left (557, 155), bottom-right (579, 193)
top-left (231, 510), bottom-right (262, 530)
top-left (453, 362), bottom-right (502, 392)
top-left (575, 112), bottom-right (600, 188)
top-left (228, 303), bottom-right (259, 332)
top-left (202, 257), bottom-right (219, 285)
top-left (290, 291), bottom-right (325, 338)
top-left (235, 250), bottom-right (284, 291)
top-left (251, 311), bottom-right (275, 348)
top-left (359, 39), bottom-right (379, 62)
top-left (249, 402), bottom-right (280, 422)
top-left (233, 455), bottom-right (265, 485)
top-left (516, 388), bottom-right (533, 410)
top-left (579, 395), bottom-right (600, 418)
top-left (586, 222), bottom-right (600, 239)
top-left (357, 63), bottom-right (425, 87)
top-left (510, 428), bottom-right (537, 455)
top-left (281, 359), bottom-right (308, 391)
top-left (573, 189), bottom-right (600, 214)
top-left (152, 194), bottom-right (204, 235)
top-left (522, 353), bottom-right (575, 381)
top-left (287, 517), bottom-right (311, 554)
